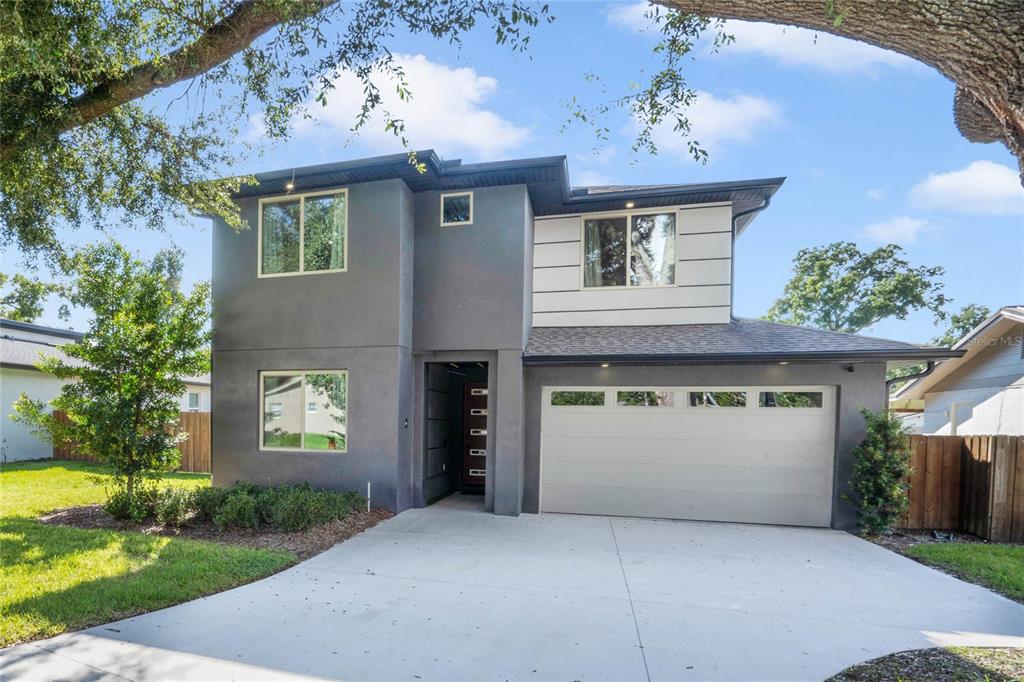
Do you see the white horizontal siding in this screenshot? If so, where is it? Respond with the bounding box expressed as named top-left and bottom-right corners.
top-left (531, 203), bottom-right (734, 326)
top-left (534, 285), bottom-right (729, 313)
top-left (678, 205), bottom-right (732, 234)
top-left (674, 258), bottom-right (732, 286)
top-left (533, 306), bottom-right (731, 327)
top-left (534, 216), bottom-right (581, 243)
top-left (677, 231), bottom-right (731, 260)
top-left (533, 241), bottom-right (580, 268)
top-left (534, 265), bottom-right (580, 292)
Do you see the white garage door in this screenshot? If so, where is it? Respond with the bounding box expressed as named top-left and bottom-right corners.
top-left (540, 385), bottom-right (836, 527)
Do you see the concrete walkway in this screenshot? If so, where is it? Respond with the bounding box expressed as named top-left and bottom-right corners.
top-left (3, 495), bottom-right (1023, 681)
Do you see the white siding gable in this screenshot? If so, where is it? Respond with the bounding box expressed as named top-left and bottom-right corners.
top-left (531, 203), bottom-right (733, 327)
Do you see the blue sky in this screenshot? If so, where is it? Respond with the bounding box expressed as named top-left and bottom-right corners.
top-left (10, 1), bottom-right (1023, 343)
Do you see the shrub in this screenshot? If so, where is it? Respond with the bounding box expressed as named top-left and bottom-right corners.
top-left (213, 491), bottom-right (259, 529)
top-left (192, 485), bottom-right (230, 521)
top-left (848, 407), bottom-right (912, 535)
top-left (155, 488), bottom-right (193, 526)
top-left (105, 484), bottom-right (158, 521)
top-left (193, 481), bottom-right (364, 532)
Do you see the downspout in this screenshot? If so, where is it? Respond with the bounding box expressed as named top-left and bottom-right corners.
top-left (730, 197), bottom-right (771, 321)
top-left (885, 360), bottom-right (935, 408)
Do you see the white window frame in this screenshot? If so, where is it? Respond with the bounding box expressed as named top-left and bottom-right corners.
top-left (687, 390), bottom-right (748, 409)
top-left (440, 191), bottom-right (474, 227)
top-left (580, 209), bottom-right (677, 290)
top-left (259, 369), bottom-right (349, 452)
top-left (257, 188), bottom-right (349, 278)
top-left (187, 392), bottom-right (201, 412)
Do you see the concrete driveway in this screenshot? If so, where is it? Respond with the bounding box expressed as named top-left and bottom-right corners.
top-left (3, 495), bottom-right (1023, 681)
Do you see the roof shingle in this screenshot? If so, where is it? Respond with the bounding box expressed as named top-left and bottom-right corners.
top-left (524, 318), bottom-right (960, 364)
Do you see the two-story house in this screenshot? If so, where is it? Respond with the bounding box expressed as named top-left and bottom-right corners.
top-left (210, 151), bottom-right (959, 530)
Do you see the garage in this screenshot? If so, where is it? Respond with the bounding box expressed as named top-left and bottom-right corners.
top-left (539, 385), bottom-right (836, 526)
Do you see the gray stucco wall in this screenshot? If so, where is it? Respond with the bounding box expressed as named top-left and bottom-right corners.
top-left (412, 185), bottom-right (531, 352)
top-left (211, 178), bottom-right (415, 511)
top-left (521, 361), bottom-right (887, 530)
top-left (213, 179), bottom-right (414, 352)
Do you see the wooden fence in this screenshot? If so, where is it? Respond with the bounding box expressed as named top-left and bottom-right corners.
top-left (901, 434), bottom-right (1024, 542)
top-left (52, 411), bottom-right (211, 473)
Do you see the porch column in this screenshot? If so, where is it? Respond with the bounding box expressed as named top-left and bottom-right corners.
top-left (493, 349), bottom-right (524, 516)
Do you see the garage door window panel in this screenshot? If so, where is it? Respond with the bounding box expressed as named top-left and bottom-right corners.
top-left (759, 391), bottom-right (824, 408)
top-left (689, 391), bottom-right (747, 408)
top-left (616, 390), bottom-right (675, 407)
top-left (550, 390), bottom-right (606, 407)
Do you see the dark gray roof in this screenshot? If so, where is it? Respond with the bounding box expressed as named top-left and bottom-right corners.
top-left (0, 319), bottom-right (83, 340)
top-left (229, 150), bottom-right (783, 229)
top-left (1, 334), bottom-right (210, 385)
top-left (523, 318), bottom-right (964, 365)
top-left (0, 336), bottom-right (82, 369)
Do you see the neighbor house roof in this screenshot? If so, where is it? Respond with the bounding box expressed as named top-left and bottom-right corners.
top-left (523, 318), bottom-right (964, 366)
top-left (228, 151), bottom-right (784, 233)
top-left (893, 305), bottom-right (1024, 400)
top-left (0, 318), bottom-right (210, 385)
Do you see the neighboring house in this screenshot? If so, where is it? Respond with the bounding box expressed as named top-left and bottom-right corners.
top-left (210, 151), bottom-right (959, 530)
top-left (0, 319), bottom-right (211, 462)
top-left (894, 305), bottom-right (1024, 435)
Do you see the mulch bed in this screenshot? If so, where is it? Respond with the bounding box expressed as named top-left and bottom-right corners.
top-left (38, 505), bottom-right (393, 560)
top-left (869, 528), bottom-right (986, 555)
top-left (828, 646), bottom-right (1024, 682)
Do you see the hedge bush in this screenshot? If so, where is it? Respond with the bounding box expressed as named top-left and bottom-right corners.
top-left (199, 482), bottom-right (365, 531)
top-left (848, 407), bottom-right (912, 535)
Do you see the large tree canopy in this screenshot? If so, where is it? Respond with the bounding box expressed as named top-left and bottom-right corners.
top-left (763, 242), bottom-right (948, 334)
top-left (1, 0), bottom-right (1020, 268)
top-left (660, 0), bottom-right (1024, 180)
top-left (0, 0), bottom-right (552, 265)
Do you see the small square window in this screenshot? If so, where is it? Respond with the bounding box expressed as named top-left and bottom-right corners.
top-left (441, 192), bottom-right (473, 226)
top-left (307, 402), bottom-right (318, 413)
top-left (187, 392), bottom-right (201, 411)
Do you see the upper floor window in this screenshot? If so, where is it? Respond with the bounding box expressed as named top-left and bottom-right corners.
top-left (441, 192), bottom-right (473, 226)
top-left (259, 189), bottom-right (347, 277)
top-left (583, 212), bottom-right (675, 288)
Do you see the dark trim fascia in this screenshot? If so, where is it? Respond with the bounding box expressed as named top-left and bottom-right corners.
top-left (0, 320), bottom-right (82, 340)
top-left (522, 348), bottom-right (965, 367)
top-left (565, 177), bottom-right (786, 206)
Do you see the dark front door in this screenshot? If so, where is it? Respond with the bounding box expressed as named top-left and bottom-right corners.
top-left (462, 383), bottom-right (488, 488)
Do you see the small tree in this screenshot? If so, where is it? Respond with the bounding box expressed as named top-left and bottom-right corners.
top-left (848, 407), bottom-right (912, 535)
top-left (14, 242), bottom-right (210, 508)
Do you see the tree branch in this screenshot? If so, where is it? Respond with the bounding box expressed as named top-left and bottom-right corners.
top-left (658, 0), bottom-right (1024, 182)
top-left (0, 0), bottom-right (334, 161)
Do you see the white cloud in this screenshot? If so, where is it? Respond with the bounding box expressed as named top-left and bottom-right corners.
top-left (605, 2), bottom-right (655, 34)
top-left (642, 90), bottom-right (783, 155)
top-left (606, 3), bottom-right (915, 74)
top-left (723, 21), bottom-right (917, 73)
top-left (866, 187), bottom-right (887, 200)
top-left (300, 53), bottom-right (530, 158)
top-left (910, 160), bottom-right (1024, 216)
top-left (862, 216), bottom-right (928, 244)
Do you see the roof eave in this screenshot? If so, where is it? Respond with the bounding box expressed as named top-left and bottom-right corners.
top-left (522, 348), bottom-right (964, 367)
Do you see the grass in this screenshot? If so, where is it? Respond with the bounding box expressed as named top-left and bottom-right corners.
top-left (0, 460), bottom-right (296, 646)
top-left (906, 542), bottom-right (1024, 602)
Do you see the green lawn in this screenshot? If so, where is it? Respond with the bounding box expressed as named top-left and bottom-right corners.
top-left (907, 542), bottom-right (1024, 602)
top-left (0, 460), bottom-right (295, 646)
